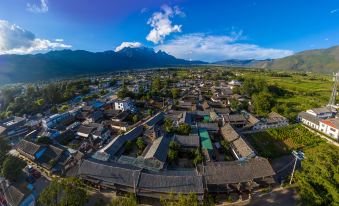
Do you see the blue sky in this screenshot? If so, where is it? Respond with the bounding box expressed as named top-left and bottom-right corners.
top-left (1, 0), bottom-right (339, 62)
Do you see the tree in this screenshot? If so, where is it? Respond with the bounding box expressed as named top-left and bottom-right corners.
top-left (124, 140), bottom-right (133, 153)
top-left (1, 155), bottom-right (26, 181)
top-left (230, 98), bottom-right (240, 111)
top-left (176, 123), bottom-right (191, 135)
top-left (132, 115), bottom-right (139, 124)
top-left (164, 118), bottom-right (174, 133)
top-left (50, 106), bottom-right (58, 114)
top-left (36, 136), bottom-right (53, 144)
top-left (38, 179), bottom-right (62, 206)
top-left (39, 178), bottom-right (88, 206)
top-left (136, 137), bottom-right (146, 155)
top-left (295, 143), bottom-right (339, 206)
top-left (241, 78), bottom-right (267, 96)
top-left (193, 149), bottom-right (203, 165)
top-left (110, 193), bottom-right (137, 206)
top-left (220, 140), bottom-right (231, 152)
top-left (36, 98), bottom-right (45, 106)
top-left (160, 193), bottom-right (201, 206)
top-left (0, 138), bottom-right (10, 167)
top-left (151, 77), bottom-right (162, 94)
top-left (171, 88), bottom-right (180, 99)
top-left (59, 105), bottom-right (69, 113)
top-left (167, 149), bottom-right (178, 164)
top-left (252, 91), bottom-right (275, 116)
top-left (169, 141), bottom-right (180, 151)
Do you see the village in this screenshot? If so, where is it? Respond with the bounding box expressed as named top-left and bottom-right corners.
top-left (0, 68), bottom-right (338, 206)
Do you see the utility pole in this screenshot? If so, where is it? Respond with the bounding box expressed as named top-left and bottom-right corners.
top-left (289, 150), bottom-right (305, 185)
top-left (328, 72), bottom-right (339, 110)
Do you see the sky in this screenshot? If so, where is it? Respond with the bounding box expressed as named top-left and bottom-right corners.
top-left (1, 0), bottom-right (339, 62)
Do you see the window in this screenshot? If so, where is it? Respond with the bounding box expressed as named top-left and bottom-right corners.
top-left (330, 127), bottom-right (336, 132)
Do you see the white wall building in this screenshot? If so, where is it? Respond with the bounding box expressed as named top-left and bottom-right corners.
top-left (306, 107), bottom-right (333, 119)
top-left (114, 97), bottom-right (135, 112)
top-left (319, 118), bottom-right (339, 140)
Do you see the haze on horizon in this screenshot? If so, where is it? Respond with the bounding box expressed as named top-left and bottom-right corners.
top-left (0, 0), bottom-right (339, 62)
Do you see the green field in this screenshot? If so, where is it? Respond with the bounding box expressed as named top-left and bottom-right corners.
top-left (239, 70), bottom-right (334, 120)
top-left (244, 124), bottom-right (324, 158)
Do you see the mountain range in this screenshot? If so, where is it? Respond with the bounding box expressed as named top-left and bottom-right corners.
top-left (1, 45), bottom-right (339, 85)
top-left (0, 47), bottom-right (205, 84)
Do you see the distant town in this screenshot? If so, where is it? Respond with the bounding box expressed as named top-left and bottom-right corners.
top-left (0, 68), bottom-right (337, 206)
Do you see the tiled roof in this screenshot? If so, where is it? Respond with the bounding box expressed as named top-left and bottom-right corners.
top-left (200, 157), bottom-right (275, 184)
top-left (174, 134), bottom-right (200, 148)
top-left (144, 136), bottom-right (171, 163)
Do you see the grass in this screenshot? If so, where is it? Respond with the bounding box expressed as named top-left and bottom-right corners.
top-left (240, 70), bottom-right (334, 120)
top-left (244, 124), bottom-right (324, 158)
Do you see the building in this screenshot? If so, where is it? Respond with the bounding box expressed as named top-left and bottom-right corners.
top-left (319, 118), bottom-right (339, 140)
top-left (306, 107), bottom-right (333, 119)
top-left (42, 112), bottom-right (74, 129)
top-left (221, 124), bottom-right (256, 160)
top-left (297, 111), bottom-right (320, 130)
top-left (252, 112), bottom-right (289, 130)
top-left (96, 125), bottom-right (143, 159)
top-left (174, 134), bottom-right (200, 150)
top-left (198, 157), bottom-right (275, 193)
top-left (0, 116), bottom-right (28, 142)
top-left (222, 114), bottom-right (247, 128)
top-left (77, 159), bottom-right (204, 200)
top-left (143, 136), bottom-right (171, 170)
top-left (0, 179), bottom-right (36, 206)
top-left (114, 97), bottom-right (135, 112)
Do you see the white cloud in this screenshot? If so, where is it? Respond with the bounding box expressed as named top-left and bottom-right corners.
top-left (55, 38), bottom-right (64, 42)
top-left (330, 9), bottom-right (339, 14)
top-left (146, 5), bottom-right (183, 44)
top-left (27, 0), bottom-right (48, 13)
top-left (0, 20), bottom-right (71, 55)
top-left (156, 33), bottom-right (294, 62)
top-left (114, 41), bottom-right (142, 52)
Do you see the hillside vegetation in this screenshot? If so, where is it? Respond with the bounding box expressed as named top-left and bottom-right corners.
top-left (267, 46), bottom-right (339, 73)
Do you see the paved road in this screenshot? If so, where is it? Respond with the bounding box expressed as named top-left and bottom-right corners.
top-left (246, 188), bottom-right (298, 206)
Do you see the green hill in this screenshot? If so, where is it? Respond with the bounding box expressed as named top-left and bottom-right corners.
top-left (267, 46), bottom-right (339, 73)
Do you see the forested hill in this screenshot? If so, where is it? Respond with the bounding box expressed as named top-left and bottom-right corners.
top-left (0, 47), bottom-right (205, 85)
top-left (266, 46), bottom-right (339, 73)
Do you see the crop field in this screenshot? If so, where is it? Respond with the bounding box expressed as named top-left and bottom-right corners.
top-left (244, 124), bottom-right (324, 158)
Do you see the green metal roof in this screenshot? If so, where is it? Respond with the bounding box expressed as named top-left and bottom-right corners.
top-left (203, 115), bottom-right (211, 122)
top-left (199, 129), bottom-right (213, 150)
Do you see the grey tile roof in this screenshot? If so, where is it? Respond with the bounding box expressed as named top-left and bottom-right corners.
top-left (197, 123), bottom-right (219, 131)
top-left (223, 114), bottom-right (247, 123)
top-left (77, 125), bottom-right (95, 135)
top-left (144, 136), bottom-right (171, 163)
top-left (174, 134), bottom-right (200, 148)
top-left (16, 139), bottom-right (43, 160)
top-left (101, 125), bottom-right (143, 157)
top-left (144, 112), bottom-right (164, 128)
top-left (266, 112), bottom-right (288, 124)
top-left (221, 124), bottom-right (240, 143)
top-left (77, 159), bottom-right (141, 188)
top-left (298, 111), bottom-right (320, 125)
top-left (309, 107), bottom-right (332, 115)
top-left (138, 170), bottom-right (204, 194)
top-left (232, 138), bottom-right (255, 159)
top-left (201, 157), bottom-right (275, 184)
top-left (1, 183), bottom-right (27, 206)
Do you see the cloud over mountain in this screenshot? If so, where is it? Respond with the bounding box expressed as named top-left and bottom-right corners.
top-left (114, 41), bottom-right (142, 52)
top-left (0, 20), bottom-right (71, 54)
top-left (156, 33), bottom-right (294, 62)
